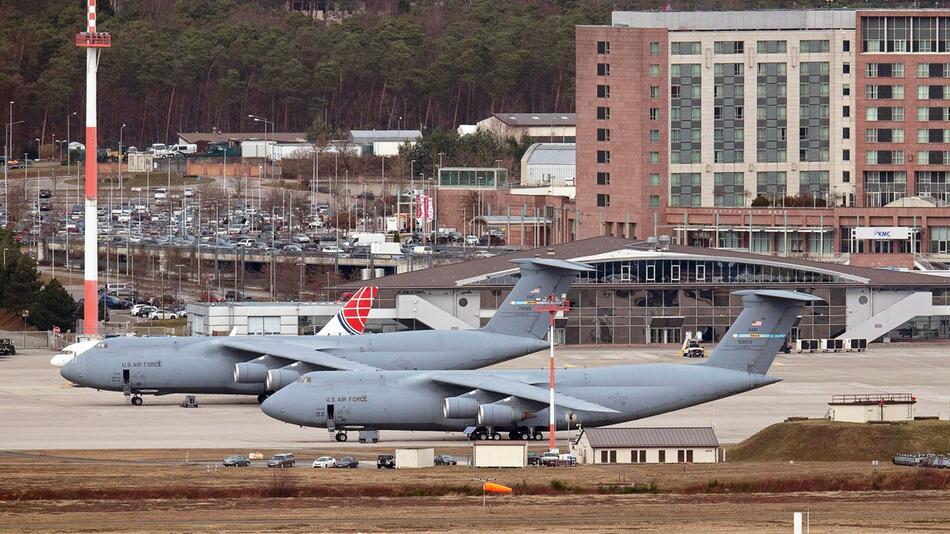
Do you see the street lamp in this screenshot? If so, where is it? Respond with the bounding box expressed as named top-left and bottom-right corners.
top-left (119, 123), bottom-right (126, 216)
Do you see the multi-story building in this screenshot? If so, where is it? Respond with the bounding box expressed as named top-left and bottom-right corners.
top-left (576, 9), bottom-right (950, 267)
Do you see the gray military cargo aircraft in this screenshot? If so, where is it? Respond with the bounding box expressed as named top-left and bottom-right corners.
top-left (60, 258), bottom-right (593, 407)
top-left (262, 289), bottom-right (821, 442)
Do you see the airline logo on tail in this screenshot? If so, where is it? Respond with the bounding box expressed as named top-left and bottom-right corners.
top-left (317, 286), bottom-right (378, 336)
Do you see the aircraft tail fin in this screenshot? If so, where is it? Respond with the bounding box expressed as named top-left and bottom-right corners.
top-left (317, 286), bottom-right (378, 336)
top-left (482, 258), bottom-right (593, 340)
top-left (703, 290), bottom-right (823, 375)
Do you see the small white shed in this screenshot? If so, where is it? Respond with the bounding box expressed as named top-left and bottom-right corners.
top-left (395, 448), bottom-right (434, 469)
top-left (472, 443), bottom-right (528, 468)
top-left (829, 393), bottom-right (916, 423)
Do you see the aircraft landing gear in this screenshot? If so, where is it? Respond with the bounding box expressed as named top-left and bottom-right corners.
top-left (490, 431), bottom-right (501, 440)
top-left (131, 395), bottom-right (143, 406)
top-left (532, 429), bottom-right (543, 441)
top-left (508, 428), bottom-right (533, 440)
top-left (335, 431), bottom-right (348, 442)
top-left (256, 393), bottom-right (270, 404)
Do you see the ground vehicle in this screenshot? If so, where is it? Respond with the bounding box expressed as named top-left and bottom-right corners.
top-left (541, 451), bottom-right (577, 467)
top-left (225, 290), bottom-right (251, 301)
top-left (371, 242), bottom-right (403, 255)
top-left (312, 456), bottom-right (336, 468)
top-left (335, 456), bottom-right (359, 468)
top-left (346, 232), bottom-right (386, 247)
top-left (223, 455), bottom-right (250, 467)
top-left (410, 245), bottom-right (433, 255)
top-left (293, 234), bottom-right (311, 244)
top-left (0, 338), bottom-right (15, 356)
top-left (105, 283), bottom-right (133, 297)
top-left (527, 452), bottom-right (540, 466)
top-left (102, 294), bottom-right (132, 310)
top-left (153, 188), bottom-right (168, 200)
top-left (376, 454), bottom-right (395, 469)
top-left (267, 453), bottom-right (295, 468)
top-left (180, 395), bottom-right (199, 408)
top-left (183, 187), bottom-right (195, 198)
top-left (464, 235), bottom-right (479, 246)
top-left (38, 189), bottom-right (52, 198)
top-left (133, 305), bottom-right (157, 318)
top-left (681, 339), bottom-right (705, 358)
top-left (147, 309), bottom-right (180, 320)
top-left (321, 245), bottom-right (344, 254)
top-left (149, 143), bottom-right (173, 158)
top-left (434, 455), bottom-right (457, 466)
top-left (170, 143), bottom-right (197, 155)
top-left (282, 244), bottom-right (303, 252)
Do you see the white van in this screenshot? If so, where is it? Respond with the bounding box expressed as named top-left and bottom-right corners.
top-left (411, 245), bottom-right (433, 255)
top-left (171, 143), bottom-right (197, 155)
top-left (154, 188), bottom-right (168, 200)
top-left (105, 283), bottom-right (132, 297)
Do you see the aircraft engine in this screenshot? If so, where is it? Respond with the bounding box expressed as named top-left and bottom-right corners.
top-left (443, 397), bottom-right (479, 419)
top-left (266, 368), bottom-right (300, 391)
top-left (477, 404), bottom-right (516, 427)
top-left (234, 362), bottom-right (268, 383)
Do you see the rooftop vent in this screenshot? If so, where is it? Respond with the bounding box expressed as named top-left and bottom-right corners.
top-left (658, 235), bottom-right (671, 251)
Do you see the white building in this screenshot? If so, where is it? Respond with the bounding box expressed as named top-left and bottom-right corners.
top-left (571, 427), bottom-right (721, 464)
top-left (521, 143), bottom-right (575, 187)
top-left (477, 113), bottom-right (576, 142)
top-left (349, 130), bottom-right (422, 156)
top-left (828, 393), bottom-right (917, 423)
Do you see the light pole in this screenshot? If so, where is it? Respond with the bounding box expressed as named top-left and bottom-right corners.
top-left (5, 101), bottom-right (12, 218)
top-left (176, 263), bottom-right (183, 305)
top-left (119, 123), bottom-right (125, 216)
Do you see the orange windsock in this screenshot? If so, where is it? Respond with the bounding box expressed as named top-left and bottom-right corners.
top-left (483, 482), bottom-right (512, 494)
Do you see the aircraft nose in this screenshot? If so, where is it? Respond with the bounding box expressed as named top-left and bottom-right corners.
top-left (261, 392), bottom-right (290, 422)
top-left (60, 357), bottom-right (81, 383)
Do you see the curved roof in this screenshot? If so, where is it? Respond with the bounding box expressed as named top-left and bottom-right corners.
top-left (522, 143), bottom-right (575, 165)
top-left (338, 237), bottom-right (950, 290)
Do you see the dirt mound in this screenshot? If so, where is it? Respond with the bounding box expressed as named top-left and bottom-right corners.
top-left (729, 419), bottom-right (950, 462)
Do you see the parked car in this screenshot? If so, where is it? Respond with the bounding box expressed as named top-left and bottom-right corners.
top-left (334, 456), bottom-right (359, 468)
top-left (147, 309), bottom-right (180, 320)
top-left (321, 245), bottom-right (344, 254)
top-left (312, 456), bottom-right (336, 468)
top-left (293, 233), bottom-right (311, 244)
top-left (38, 188), bottom-right (52, 198)
top-left (222, 455), bottom-right (251, 467)
top-left (133, 305), bottom-right (157, 318)
top-left (266, 453), bottom-right (295, 468)
top-left (434, 455), bottom-right (457, 466)
top-left (527, 452), bottom-right (541, 466)
top-left (102, 294), bottom-right (132, 310)
top-left (183, 187), bottom-right (195, 198)
top-left (376, 454), bottom-right (395, 469)
top-left (105, 283), bottom-right (133, 297)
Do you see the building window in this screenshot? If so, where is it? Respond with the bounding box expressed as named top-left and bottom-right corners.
top-left (756, 40), bottom-right (787, 54)
top-left (649, 41), bottom-right (659, 55)
top-left (597, 107), bottom-right (610, 120)
top-left (649, 173), bottom-right (660, 186)
top-left (843, 39), bottom-right (850, 52)
top-left (649, 64), bottom-right (660, 77)
top-left (658, 450), bottom-right (666, 463)
top-left (843, 63), bottom-right (850, 74)
top-left (597, 63), bottom-right (610, 76)
top-left (714, 172), bottom-right (745, 207)
top-left (649, 108), bottom-right (659, 121)
top-left (843, 127), bottom-right (850, 139)
top-left (649, 151), bottom-right (660, 164)
top-left (843, 105), bottom-right (850, 117)
top-left (843, 149), bottom-right (850, 161)
top-left (597, 150), bottom-right (610, 164)
top-left (670, 41), bottom-right (700, 55)
top-left (649, 86), bottom-right (660, 100)
top-left (843, 84), bottom-right (850, 96)
top-left (649, 195), bottom-right (660, 208)
top-left (649, 130), bottom-right (660, 142)
top-left (670, 173), bottom-right (701, 207)
top-left (597, 84), bottom-right (610, 98)
top-left (800, 39), bottom-right (830, 53)
top-left (596, 171), bottom-right (610, 185)
top-left (597, 41), bottom-right (610, 54)
top-left (596, 194), bottom-right (610, 207)
top-left (843, 171), bottom-right (850, 183)
top-left (714, 40), bottom-right (744, 54)
top-left (597, 128), bottom-right (610, 142)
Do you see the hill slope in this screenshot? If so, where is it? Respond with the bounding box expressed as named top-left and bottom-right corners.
top-left (729, 419), bottom-right (950, 462)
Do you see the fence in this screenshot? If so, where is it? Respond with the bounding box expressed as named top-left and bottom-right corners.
top-left (0, 331), bottom-right (53, 350)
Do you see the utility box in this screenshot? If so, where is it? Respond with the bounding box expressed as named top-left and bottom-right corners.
top-left (472, 443), bottom-right (528, 468)
top-left (394, 448), bottom-right (434, 469)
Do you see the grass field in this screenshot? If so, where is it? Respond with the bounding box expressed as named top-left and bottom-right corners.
top-left (0, 450), bottom-right (947, 532)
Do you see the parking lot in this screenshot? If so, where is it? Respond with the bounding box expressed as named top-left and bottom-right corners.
top-left (1, 343), bottom-right (948, 450)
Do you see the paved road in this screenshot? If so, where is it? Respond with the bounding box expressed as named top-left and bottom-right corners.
top-left (0, 343), bottom-right (947, 449)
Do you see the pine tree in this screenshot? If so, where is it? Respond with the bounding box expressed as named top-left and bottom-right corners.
top-left (29, 279), bottom-right (78, 332)
top-left (3, 253), bottom-right (41, 316)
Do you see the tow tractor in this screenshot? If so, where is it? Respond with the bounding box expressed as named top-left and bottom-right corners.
top-left (681, 332), bottom-right (705, 358)
top-left (0, 338), bottom-right (15, 356)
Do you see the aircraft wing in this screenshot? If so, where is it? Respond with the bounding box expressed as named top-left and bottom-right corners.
top-left (428, 372), bottom-right (618, 414)
top-left (218, 338), bottom-right (378, 371)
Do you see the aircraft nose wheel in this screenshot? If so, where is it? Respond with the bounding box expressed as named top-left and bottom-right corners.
top-left (131, 395), bottom-right (143, 406)
top-left (256, 394), bottom-right (270, 404)
top-left (334, 432), bottom-right (348, 442)
top-left (532, 430), bottom-right (543, 441)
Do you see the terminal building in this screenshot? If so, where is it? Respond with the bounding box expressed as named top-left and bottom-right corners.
top-left (575, 9), bottom-right (950, 267)
top-left (188, 236), bottom-right (950, 345)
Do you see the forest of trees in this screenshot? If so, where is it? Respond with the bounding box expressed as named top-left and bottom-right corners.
top-left (0, 0), bottom-right (925, 156)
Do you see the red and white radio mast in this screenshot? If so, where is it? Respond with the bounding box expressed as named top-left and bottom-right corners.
top-left (76, 0), bottom-right (110, 335)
